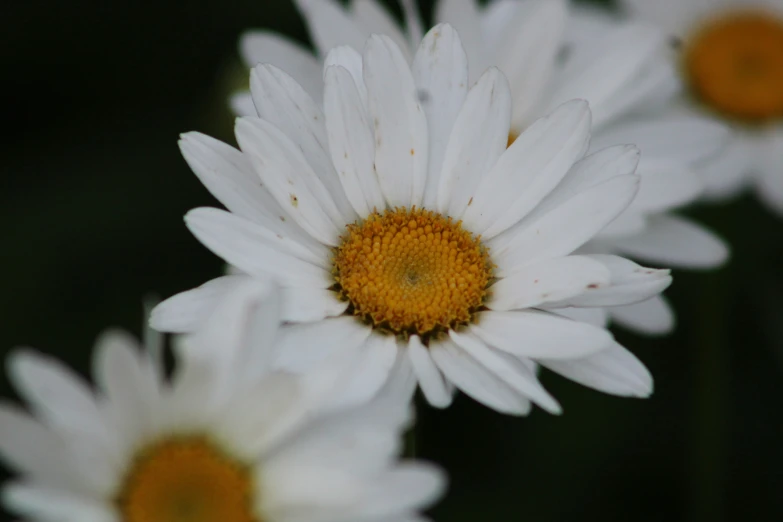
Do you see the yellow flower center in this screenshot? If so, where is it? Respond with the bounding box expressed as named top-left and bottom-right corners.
top-left (684, 9), bottom-right (783, 123)
top-left (507, 130), bottom-right (520, 148)
top-left (333, 207), bottom-right (492, 341)
top-left (117, 436), bottom-right (258, 522)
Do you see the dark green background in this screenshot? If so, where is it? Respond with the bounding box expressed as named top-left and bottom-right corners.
top-left (2, 0), bottom-right (782, 520)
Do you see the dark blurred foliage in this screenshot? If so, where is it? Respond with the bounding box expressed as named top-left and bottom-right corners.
top-left (2, 0), bottom-right (782, 521)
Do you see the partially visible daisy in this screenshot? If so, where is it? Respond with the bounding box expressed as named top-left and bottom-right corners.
top-left (154, 26), bottom-right (669, 415)
top-left (231, 0), bottom-right (421, 116)
top-left (0, 280), bottom-right (444, 522)
top-left (615, 0), bottom-right (783, 215)
top-left (235, 0), bottom-right (729, 336)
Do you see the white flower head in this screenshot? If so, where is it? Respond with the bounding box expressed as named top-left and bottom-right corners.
top-left (0, 280), bottom-right (444, 522)
top-left (614, 0), bottom-right (783, 216)
top-left (155, 25), bottom-right (670, 415)
top-left (233, 0), bottom-right (729, 336)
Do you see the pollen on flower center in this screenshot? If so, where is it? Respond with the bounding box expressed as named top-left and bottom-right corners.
top-left (117, 436), bottom-right (258, 522)
top-left (684, 9), bottom-right (783, 122)
top-left (332, 207), bottom-right (493, 341)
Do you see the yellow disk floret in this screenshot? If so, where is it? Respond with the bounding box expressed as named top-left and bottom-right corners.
top-left (684, 10), bottom-right (783, 123)
top-left (333, 207), bottom-right (493, 340)
top-left (117, 436), bottom-right (258, 522)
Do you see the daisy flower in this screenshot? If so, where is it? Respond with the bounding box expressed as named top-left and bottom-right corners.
top-left (154, 25), bottom-right (670, 415)
top-left (233, 0), bottom-right (729, 336)
top-left (0, 280), bottom-right (444, 522)
top-left (614, 0), bottom-right (783, 215)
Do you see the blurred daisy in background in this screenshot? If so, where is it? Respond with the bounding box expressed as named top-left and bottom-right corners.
top-left (613, 0), bottom-right (783, 215)
top-left (153, 26), bottom-right (670, 415)
top-left (0, 280), bottom-right (444, 522)
top-left (234, 0), bottom-right (729, 336)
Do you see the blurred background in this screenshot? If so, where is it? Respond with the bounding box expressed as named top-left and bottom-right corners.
top-left (2, 0), bottom-right (783, 520)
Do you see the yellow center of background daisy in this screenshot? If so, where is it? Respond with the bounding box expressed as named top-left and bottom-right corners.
top-left (117, 436), bottom-right (257, 522)
top-left (684, 10), bottom-right (783, 123)
top-left (333, 207), bottom-right (492, 340)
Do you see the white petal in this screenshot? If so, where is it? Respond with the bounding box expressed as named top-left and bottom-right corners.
top-left (0, 404), bottom-right (73, 487)
top-left (264, 393), bottom-right (409, 476)
top-left (185, 208), bottom-right (332, 287)
top-left (8, 351), bottom-right (111, 451)
top-left (215, 373), bottom-right (306, 459)
top-left (379, 344), bottom-right (419, 407)
top-left (545, 23), bottom-right (666, 128)
top-left (324, 46), bottom-right (368, 108)
top-left (464, 100), bottom-right (592, 238)
top-left (281, 287), bottom-right (348, 323)
top-left (429, 338), bottom-right (529, 415)
top-left (261, 450), bottom-right (440, 522)
top-left (352, 0), bottom-right (412, 59)
top-left (481, 0), bottom-right (521, 44)
top-left (589, 113), bottom-right (730, 165)
top-left (412, 23), bottom-right (469, 208)
top-left (150, 275), bottom-right (244, 333)
top-left (184, 276), bottom-right (281, 394)
top-left (239, 31), bottom-right (323, 100)
top-left (179, 132), bottom-right (295, 227)
top-left (598, 211), bottom-right (648, 238)
top-left (699, 134), bottom-right (750, 201)
top-left (3, 483), bottom-right (116, 522)
top-left (490, 255), bottom-right (611, 310)
top-left (490, 175), bottom-right (641, 272)
top-left (328, 334), bottom-right (400, 410)
top-left (449, 330), bottom-right (561, 413)
top-left (295, 0), bottom-right (368, 56)
top-left (592, 56), bottom-right (681, 121)
top-left (179, 133), bottom-right (331, 268)
top-left (230, 91), bottom-right (257, 117)
top-left (261, 466), bottom-right (372, 520)
top-left (166, 271), bottom-right (344, 326)
top-left (540, 342), bottom-right (653, 397)
top-left (400, 0), bottom-right (424, 45)
top-left (526, 144), bottom-right (640, 219)
top-left (364, 34), bottom-right (429, 208)
top-left (436, 67), bottom-right (511, 219)
top-left (407, 336), bottom-right (451, 408)
top-left (250, 65), bottom-right (358, 226)
top-left (324, 65), bottom-right (386, 216)
top-left (435, 0), bottom-right (485, 84)
top-left (611, 213), bottom-right (729, 269)
top-left (93, 330), bottom-right (160, 450)
top-left (272, 317), bottom-right (371, 374)
top-left (470, 310), bottom-right (614, 359)
top-left (235, 117), bottom-right (345, 245)
top-left (551, 254), bottom-right (672, 307)
top-left (160, 349), bottom-right (220, 431)
top-left (7, 351), bottom-right (120, 494)
top-left (348, 463), bottom-right (447, 519)
top-left (753, 129), bottom-right (783, 214)
top-left (608, 295), bottom-right (675, 335)
top-left (626, 159), bottom-right (703, 214)
top-left (548, 306), bottom-right (609, 328)
top-left (617, 0), bottom-right (713, 38)
top-left (489, 0), bottom-right (568, 127)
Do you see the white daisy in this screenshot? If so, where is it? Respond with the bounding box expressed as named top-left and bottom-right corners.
top-left (154, 25), bottom-right (670, 415)
top-left (0, 280), bottom-right (444, 522)
top-left (614, 0), bottom-right (783, 215)
top-left (233, 0), bottom-right (728, 336)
